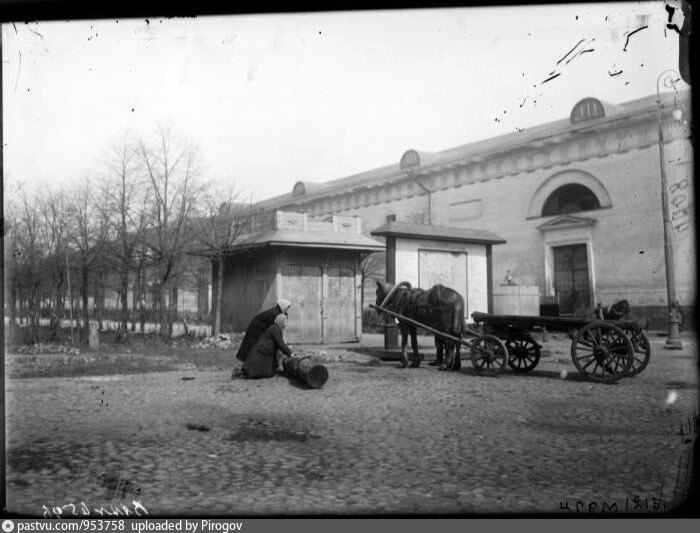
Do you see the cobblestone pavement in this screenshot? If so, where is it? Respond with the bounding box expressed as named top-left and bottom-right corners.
top-left (5, 333), bottom-right (698, 516)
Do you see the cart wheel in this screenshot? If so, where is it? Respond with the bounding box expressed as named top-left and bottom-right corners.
top-left (506, 336), bottom-right (541, 372)
top-left (571, 322), bottom-right (633, 383)
top-left (471, 335), bottom-right (508, 373)
top-left (623, 328), bottom-right (651, 376)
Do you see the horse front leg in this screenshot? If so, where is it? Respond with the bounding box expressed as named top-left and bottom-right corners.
top-left (409, 327), bottom-right (421, 367)
top-left (400, 325), bottom-right (409, 368)
top-left (431, 337), bottom-right (444, 367)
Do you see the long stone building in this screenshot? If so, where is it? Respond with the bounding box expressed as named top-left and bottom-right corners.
top-left (256, 92), bottom-right (694, 328)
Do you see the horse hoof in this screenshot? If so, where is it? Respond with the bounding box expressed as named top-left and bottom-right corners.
top-left (400, 359), bottom-right (408, 368)
top-left (410, 362), bottom-right (420, 368)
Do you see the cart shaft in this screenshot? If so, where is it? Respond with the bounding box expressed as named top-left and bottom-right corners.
top-left (370, 304), bottom-right (472, 347)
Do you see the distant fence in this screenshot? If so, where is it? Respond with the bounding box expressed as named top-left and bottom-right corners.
top-left (4, 317), bottom-right (212, 339)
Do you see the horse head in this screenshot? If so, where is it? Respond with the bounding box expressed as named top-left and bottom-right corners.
top-left (376, 280), bottom-right (415, 310)
top-left (375, 280), bottom-right (390, 305)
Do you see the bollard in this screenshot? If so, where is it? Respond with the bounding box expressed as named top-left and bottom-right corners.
top-left (280, 354), bottom-right (329, 389)
top-left (89, 320), bottom-right (100, 349)
top-left (665, 305), bottom-right (683, 350)
top-left (384, 323), bottom-right (399, 350)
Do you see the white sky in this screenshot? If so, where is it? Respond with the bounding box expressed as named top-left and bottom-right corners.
top-left (1, 2), bottom-right (687, 202)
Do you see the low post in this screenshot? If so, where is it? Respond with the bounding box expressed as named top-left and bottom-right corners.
top-left (88, 320), bottom-right (100, 349)
top-left (280, 355), bottom-right (329, 389)
top-left (665, 303), bottom-right (683, 350)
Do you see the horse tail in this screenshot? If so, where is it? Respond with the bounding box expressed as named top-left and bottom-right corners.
top-left (453, 307), bottom-right (467, 338)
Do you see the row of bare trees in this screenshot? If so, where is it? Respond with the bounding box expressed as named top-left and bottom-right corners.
top-left (4, 126), bottom-right (255, 343)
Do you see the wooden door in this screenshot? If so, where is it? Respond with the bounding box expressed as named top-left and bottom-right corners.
top-left (281, 264), bottom-right (322, 343)
top-left (326, 266), bottom-right (356, 341)
top-left (553, 244), bottom-right (590, 315)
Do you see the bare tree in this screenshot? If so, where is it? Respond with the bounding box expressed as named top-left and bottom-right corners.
top-left (405, 208), bottom-right (430, 225)
top-left (101, 133), bottom-right (148, 340)
top-left (3, 186), bottom-right (22, 334)
top-left (359, 249), bottom-right (386, 309)
top-left (64, 176), bottom-right (110, 341)
top-left (13, 185), bottom-right (43, 331)
top-left (192, 185), bottom-right (254, 335)
top-left (37, 189), bottom-right (69, 340)
top-left (139, 126), bottom-right (201, 340)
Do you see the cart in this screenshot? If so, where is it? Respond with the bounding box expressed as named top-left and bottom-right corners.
top-left (471, 311), bottom-right (651, 383)
top-left (369, 303), bottom-right (650, 383)
top-left (369, 303), bottom-right (509, 375)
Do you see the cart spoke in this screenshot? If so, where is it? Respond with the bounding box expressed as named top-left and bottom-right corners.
top-left (577, 338), bottom-right (595, 348)
top-left (583, 330), bottom-right (597, 346)
top-left (581, 358), bottom-right (597, 370)
top-left (594, 328), bottom-right (602, 344)
top-left (611, 356), bottom-right (625, 373)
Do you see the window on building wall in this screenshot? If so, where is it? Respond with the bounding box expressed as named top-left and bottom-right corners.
top-left (541, 183), bottom-right (601, 216)
top-left (570, 98), bottom-right (605, 124)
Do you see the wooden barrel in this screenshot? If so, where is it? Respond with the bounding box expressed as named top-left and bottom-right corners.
top-left (281, 355), bottom-right (329, 389)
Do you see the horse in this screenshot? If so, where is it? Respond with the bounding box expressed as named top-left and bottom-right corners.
top-left (375, 280), bottom-right (467, 370)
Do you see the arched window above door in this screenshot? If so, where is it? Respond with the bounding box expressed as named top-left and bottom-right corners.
top-left (541, 183), bottom-right (601, 216)
top-left (526, 169), bottom-right (612, 219)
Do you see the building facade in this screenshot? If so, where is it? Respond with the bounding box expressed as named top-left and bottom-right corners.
top-left (210, 210), bottom-right (383, 343)
top-left (370, 221), bottom-right (505, 321)
top-left (256, 93), bottom-right (694, 328)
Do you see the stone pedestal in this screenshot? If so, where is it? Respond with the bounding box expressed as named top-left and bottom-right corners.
top-left (89, 321), bottom-right (100, 349)
top-left (384, 323), bottom-right (399, 350)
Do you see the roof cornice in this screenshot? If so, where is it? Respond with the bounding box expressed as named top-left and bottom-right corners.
top-left (260, 91), bottom-right (691, 211)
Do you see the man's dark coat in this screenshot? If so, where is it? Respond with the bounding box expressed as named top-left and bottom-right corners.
top-left (235, 304), bottom-right (285, 362)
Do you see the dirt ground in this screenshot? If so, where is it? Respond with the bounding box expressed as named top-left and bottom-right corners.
top-left (4, 331), bottom-right (699, 517)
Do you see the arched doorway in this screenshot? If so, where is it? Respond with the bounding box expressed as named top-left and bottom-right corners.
top-left (541, 183), bottom-right (602, 216)
top-left (533, 173), bottom-right (610, 315)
